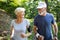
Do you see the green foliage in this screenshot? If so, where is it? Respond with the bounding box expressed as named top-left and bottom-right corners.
top-left (57, 22), bottom-right (60, 40)
top-left (57, 22), bottom-right (60, 28)
top-left (0, 0), bottom-right (38, 19)
top-left (47, 1), bottom-right (60, 21)
top-left (0, 0), bottom-right (60, 39)
top-left (0, 0), bottom-right (60, 19)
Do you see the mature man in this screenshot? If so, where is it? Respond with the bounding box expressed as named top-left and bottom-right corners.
top-left (33, 1), bottom-right (58, 40)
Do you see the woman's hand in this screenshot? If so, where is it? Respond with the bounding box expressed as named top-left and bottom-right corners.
top-left (26, 33), bottom-right (32, 37)
top-left (21, 33), bottom-right (26, 38)
top-left (21, 33), bottom-right (32, 38)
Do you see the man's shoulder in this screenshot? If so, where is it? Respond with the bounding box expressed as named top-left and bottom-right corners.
top-left (46, 12), bottom-right (54, 17)
top-left (34, 14), bottom-right (39, 19)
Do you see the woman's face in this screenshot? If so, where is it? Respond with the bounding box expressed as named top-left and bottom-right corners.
top-left (16, 11), bottom-right (25, 18)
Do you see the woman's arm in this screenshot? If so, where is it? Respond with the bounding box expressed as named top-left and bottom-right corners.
top-left (21, 26), bottom-right (32, 38)
top-left (10, 26), bottom-right (14, 39)
top-left (23, 26), bottom-right (32, 37)
top-left (26, 26), bottom-right (32, 37)
top-left (21, 20), bottom-right (32, 38)
top-left (25, 20), bottom-right (32, 37)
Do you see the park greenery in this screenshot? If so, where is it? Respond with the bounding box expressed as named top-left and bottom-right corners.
top-left (0, 0), bottom-right (60, 40)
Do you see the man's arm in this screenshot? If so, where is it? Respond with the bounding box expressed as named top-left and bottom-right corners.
top-left (33, 25), bottom-right (44, 40)
top-left (33, 26), bottom-right (38, 34)
top-left (52, 22), bottom-right (58, 40)
top-left (52, 22), bottom-right (58, 36)
top-left (33, 17), bottom-right (44, 40)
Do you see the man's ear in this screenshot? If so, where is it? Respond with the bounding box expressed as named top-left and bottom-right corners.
top-left (45, 8), bottom-right (47, 11)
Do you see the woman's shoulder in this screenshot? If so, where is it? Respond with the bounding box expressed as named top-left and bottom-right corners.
top-left (11, 19), bottom-right (16, 23)
top-left (24, 18), bottom-right (30, 24)
top-left (24, 18), bottom-right (29, 22)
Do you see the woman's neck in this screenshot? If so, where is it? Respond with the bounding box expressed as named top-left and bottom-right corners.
top-left (16, 17), bottom-right (24, 24)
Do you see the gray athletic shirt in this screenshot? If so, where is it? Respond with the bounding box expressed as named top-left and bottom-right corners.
top-left (10, 19), bottom-right (30, 40)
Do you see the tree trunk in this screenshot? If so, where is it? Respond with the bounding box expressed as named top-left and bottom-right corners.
top-left (45, 0), bottom-right (49, 12)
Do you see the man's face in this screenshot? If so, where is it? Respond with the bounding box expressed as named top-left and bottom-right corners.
top-left (38, 8), bottom-right (46, 16)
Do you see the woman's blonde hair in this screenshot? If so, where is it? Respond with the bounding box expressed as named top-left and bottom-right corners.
top-left (14, 7), bottom-right (25, 15)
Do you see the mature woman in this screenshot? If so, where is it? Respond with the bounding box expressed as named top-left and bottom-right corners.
top-left (10, 7), bottom-right (31, 40)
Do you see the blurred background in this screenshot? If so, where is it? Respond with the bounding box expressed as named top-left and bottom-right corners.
top-left (0, 0), bottom-right (60, 40)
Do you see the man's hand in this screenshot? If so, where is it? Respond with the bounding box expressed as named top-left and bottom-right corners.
top-left (38, 35), bottom-right (44, 40)
top-left (53, 37), bottom-right (58, 40)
